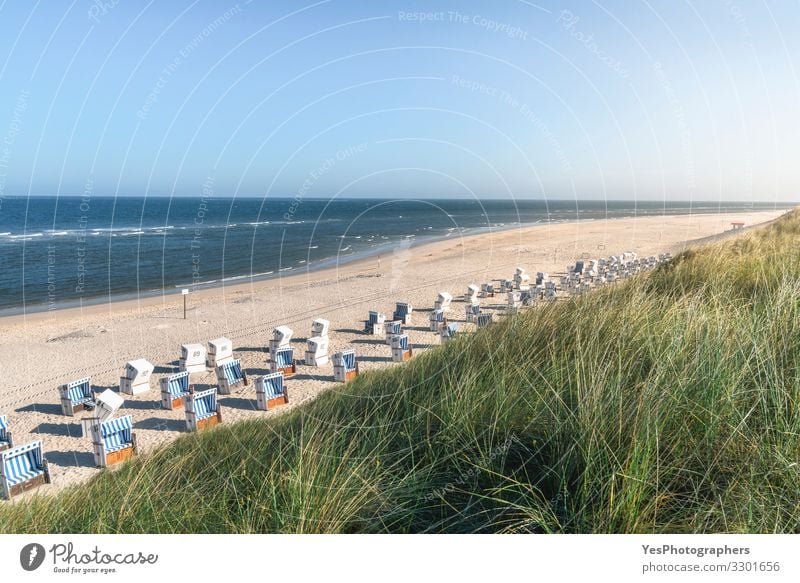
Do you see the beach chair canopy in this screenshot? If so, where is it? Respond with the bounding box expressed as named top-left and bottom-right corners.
top-left (397, 334), bottom-right (409, 350)
top-left (445, 323), bottom-right (459, 336)
top-left (165, 371), bottom-right (190, 397)
top-left (258, 372), bottom-right (285, 400)
top-left (63, 378), bottom-right (93, 405)
top-left (191, 389), bottom-right (218, 420)
top-left (367, 311), bottom-right (381, 324)
top-left (311, 318), bottom-right (330, 336)
top-left (1, 441), bottom-right (46, 488)
top-left (219, 359), bottom-right (245, 385)
top-left (341, 350), bottom-right (356, 370)
top-left (0, 416), bottom-right (9, 444)
top-left (431, 309), bottom-right (445, 321)
top-left (100, 415), bottom-right (133, 453)
top-left (386, 321), bottom-right (402, 335)
top-left (272, 326), bottom-right (293, 344)
top-left (274, 346), bottom-right (294, 368)
top-left (394, 302), bottom-right (410, 316)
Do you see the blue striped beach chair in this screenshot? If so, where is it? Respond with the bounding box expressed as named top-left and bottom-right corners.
top-left (270, 346), bottom-right (296, 377)
top-left (364, 311), bottom-right (385, 334)
top-left (384, 320), bottom-right (402, 344)
top-left (429, 308), bottom-right (446, 331)
top-left (392, 302), bottom-right (412, 324)
top-left (391, 333), bottom-right (412, 362)
top-left (255, 372), bottom-right (289, 411)
top-left (159, 371), bottom-right (191, 410)
top-left (440, 322), bottom-right (459, 343)
top-left (465, 303), bottom-right (481, 323)
top-left (90, 414), bottom-right (137, 468)
top-left (0, 441), bottom-right (50, 499)
top-left (216, 358), bottom-right (248, 394)
top-left (0, 415), bottom-right (13, 452)
top-left (58, 377), bottom-right (96, 417)
top-left (332, 349), bottom-right (359, 382)
top-left (476, 313), bottom-right (493, 329)
top-left (185, 387), bottom-right (223, 432)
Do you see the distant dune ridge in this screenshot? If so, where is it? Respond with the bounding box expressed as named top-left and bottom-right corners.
top-left (0, 208), bottom-right (796, 533)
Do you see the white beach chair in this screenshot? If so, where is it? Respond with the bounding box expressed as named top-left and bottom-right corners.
top-left (179, 343), bottom-right (206, 374)
top-left (332, 349), bottom-right (359, 382)
top-left (269, 326), bottom-right (293, 354)
top-left (435, 292), bottom-right (453, 312)
top-left (0, 415), bottom-right (13, 452)
top-left (58, 377), bottom-right (96, 416)
top-left (384, 320), bottom-right (402, 344)
top-left (185, 387), bottom-right (223, 432)
top-left (0, 441), bottom-right (51, 500)
top-left (514, 267), bottom-right (530, 289)
top-left (255, 372), bottom-right (289, 411)
top-left (391, 333), bottom-right (412, 362)
top-left (305, 336), bottom-right (330, 366)
top-left (392, 302), bottom-right (413, 325)
top-left (429, 308), bottom-right (446, 331)
top-left (270, 346), bottom-right (296, 377)
top-left (466, 283), bottom-right (479, 304)
top-left (216, 358), bottom-right (248, 394)
top-left (160, 371), bottom-right (191, 410)
top-left (206, 337), bottom-right (233, 368)
top-left (90, 414), bottom-right (137, 468)
top-left (507, 290), bottom-right (522, 309)
top-left (311, 318), bottom-right (330, 337)
top-left (480, 283), bottom-right (495, 298)
top-left (364, 311), bottom-right (386, 335)
top-left (120, 359), bottom-right (154, 395)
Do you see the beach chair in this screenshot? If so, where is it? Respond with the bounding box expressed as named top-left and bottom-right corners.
top-left (364, 311), bottom-right (386, 335)
top-left (440, 322), bottom-right (459, 343)
top-left (269, 326), bottom-right (293, 354)
top-left (391, 334), bottom-right (412, 362)
top-left (159, 371), bottom-right (191, 410)
top-left (179, 343), bottom-right (206, 374)
top-left (476, 313), bottom-right (493, 329)
top-left (185, 387), bottom-right (223, 432)
top-left (392, 302), bottom-right (412, 325)
top-left (255, 372), bottom-right (289, 411)
top-left (58, 377), bottom-right (96, 416)
top-left (120, 359), bottom-right (154, 395)
top-left (507, 290), bottom-right (522, 309)
top-left (90, 414), bottom-right (137, 468)
top-left (514, 267), bottom-right (530, 289)
top-left (384, 320), bottom-right (402, 344)
top-left (270, 346), bottom-right (296, 377)
top-left (305, 336), bottom-right (329, 366)
top-left (79, 389), bottom-right (125, 438)
top-left (0, 441), bottom-right (50, 499)
top-left (573, 261), bottom-right (585, 274)
top-left (466, 283), bottom-right (479, 304)
top-left (429, 308), bottom-right (446, 331)
top-left (435, 292), bottom-right (453, 312)
top-left (216, 358), bottom-right (248, 395)
top-left (311, 318), bottom-right (330, 337)
top-left (332, 349), bottom-right (359, 382)
top-left (0, 415), bottom-right (13, 452)
top-left (465, 303), bottom-right (481, 323)
top-left (480, 283), bottom-right (495, 298)
top-left (206, 337), bottom-right (233, 368)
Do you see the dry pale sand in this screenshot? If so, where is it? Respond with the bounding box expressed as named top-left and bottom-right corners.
top-left (0, 209), bottom-right (786, 498)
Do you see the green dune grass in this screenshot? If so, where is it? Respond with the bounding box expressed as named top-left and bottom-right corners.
top-left (2, 209), bottom-right (799, 533)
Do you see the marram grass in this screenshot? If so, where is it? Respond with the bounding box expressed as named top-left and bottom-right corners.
top-left (2, 209), bottom-right (800, 533)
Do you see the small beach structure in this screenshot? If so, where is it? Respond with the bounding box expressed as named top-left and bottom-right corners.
top-left (391, 333), bottom-right (412, 362)
top-left (480, 283), bottom-right (495, 298)
top-left (429, 308), bottom-right (446, 331)
top-left (332, 349), bottom-right (359, 382)
top-left (179, 343), bottom-right (206, 374)
top-left (206, 337), bottom-right (233, 368)
top-left (216, 358), bottom-right (248, 394)
top-left (305, 336), bottom-right (330, 366)
top-left (270, 346), bottom-right (296, 377)
top-left (0, 415), bottom-right (13, 451)
top-left (435, 291), bottom-right (453, 312)
top-left (393, 302), bottom-right (413, 325)
top-left (185, 387), bottom-right (222, 432)
top-left (465, 303), bottom-right (481, 323)
top-left (269, 326), bottom-right (293, 354)
top-left (255, 372), bottom-right (289, 411)
top-left (384, 320), bottom-right (402, 344)
top-left (160, 370), bottom-right (191, 410)
top-left (508, 290), bottom-right (522, 309)
top-left (364, 311), bottom-right (386, 335)
top-left (731, 221), bottom-right (745, 230)
top-left (311, 318), bottom-right (330, 337)
top-left (79, 389), bottom-right (125, 438)
top-left (466, 283), bottom-right (479, 304)
top-left (58, 377), bottom-right (95, 416)
top-left (120, 359), bottom-right (154, 395)
top-left (1, 441), bottom-right (51, 499)
top-left (90, 414), bottom-right (137, 468)
top-left (514, 267), bottom-right (530, 289)
top-left (440, 322), bottom-right (459, 344)
top-left (476, 313), bottom-right (493, 329)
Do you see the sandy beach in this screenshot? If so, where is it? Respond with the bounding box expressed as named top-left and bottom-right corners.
top-left (0, 209), bottom-right (786, 497)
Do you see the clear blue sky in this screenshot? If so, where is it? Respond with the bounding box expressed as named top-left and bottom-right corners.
top-left (0, 0), bottom-right (797, 201)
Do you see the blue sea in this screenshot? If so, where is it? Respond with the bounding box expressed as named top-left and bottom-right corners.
top-left (0, 197), bottom-right (788, 313)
